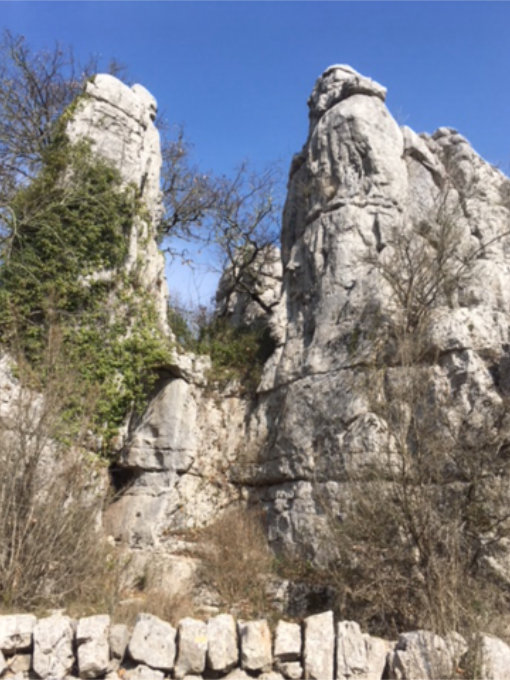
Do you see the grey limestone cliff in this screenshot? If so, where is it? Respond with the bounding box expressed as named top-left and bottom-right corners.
top-left (245, 64), bottom-right (510, 560)
top-left (86, 67), bottom-right (510, 588)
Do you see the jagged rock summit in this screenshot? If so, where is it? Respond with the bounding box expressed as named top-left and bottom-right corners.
top-left (307, 64), bottom-right (387, 126)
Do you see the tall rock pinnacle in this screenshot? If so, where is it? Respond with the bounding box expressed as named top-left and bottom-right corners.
top-left (249, 65), bottom-right (510, 560)
top-left (66, 74), bottom-right (169, 332)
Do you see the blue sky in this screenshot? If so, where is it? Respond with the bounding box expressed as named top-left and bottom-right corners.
top-left (4, 1), bottom-right (510, 305)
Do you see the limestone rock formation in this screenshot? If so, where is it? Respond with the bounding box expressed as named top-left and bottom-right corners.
top-left (240, 63), bottom-right (510, 562)
top-left (91, 66), bottom-right (510, 612)
top-left (62, 76), bottom-right (246, 586)
top-left (66, 73), bottom-right (169, 331)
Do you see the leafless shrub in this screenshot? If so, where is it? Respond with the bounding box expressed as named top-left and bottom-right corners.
top-left (0, 327), bottom-right (119, 612)
top-left (197, 507), bottom-right (273, 618)
top-left (0, 29), bottom-right (126, 205)
top-left (325, 190), bottom-right (510, 639)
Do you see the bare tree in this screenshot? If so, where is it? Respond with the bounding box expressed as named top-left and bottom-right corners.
top-left (159, 128), bottom-right (220, 241)
top-left (0, 30), bottom-right (126, 204)
top-left (326, 189), bottom-right (510, 638)
top-left (159, 129), bottom-right (282, 315)
top-left (210, 164), bottom-right (281, 316)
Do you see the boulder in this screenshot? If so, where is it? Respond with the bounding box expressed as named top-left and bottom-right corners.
top-left (124, 665), bottom-right (165, 680)
top-left (303, 611), bottom-right (335, 680)
top-left (207, 614), bottom-right (238, 673)
top-left (32, 614), bottom-right (75, 679)
top-left (387, 630), bottom-right (454, 679)
top-left (128, 613), bottom-right (176, 672)
top-left (76, 614), bottom-right (110, 678)
top-left (175, 617), bottom-right (207, 678)
top-left (336, 621), bottom-right (390, 680)
top-left (224, 670), bottom-right (251, 680)
top-left (274, 620), bottom-right (302, 662)
top-left (476, 634), bottom-right (510, 680)
top-left (238, 619), bottom-right (272, 672)
top-left (0, 614), bottom-right (36, 653)
top-left (109, 623), bottom-right (130, 661)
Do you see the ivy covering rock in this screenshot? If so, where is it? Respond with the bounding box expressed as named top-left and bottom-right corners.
top-left (0, 127), bottom-right (172, 449)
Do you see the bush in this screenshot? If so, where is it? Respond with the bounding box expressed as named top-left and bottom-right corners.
top-left (198, 318), bottom-right (274, 389)
top-left (198, 508), bottom-right (273, 617)
top-left (0, 335), bottom-right (119, 612)
top-left (0, 135), bottom-right (172, 448)
top-left (168, 300), bottom-right (275, 392)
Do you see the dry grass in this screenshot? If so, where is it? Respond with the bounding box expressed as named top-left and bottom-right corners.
top-left (197, 507), bottom-right (273, 618)
top-left (112, 588), bottom-right (194, 627)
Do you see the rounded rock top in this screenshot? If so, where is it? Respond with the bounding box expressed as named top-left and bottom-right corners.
top-left (308, 63), bottom-right (387, 123)
top-left (84, 73), bottom-right (158, 122)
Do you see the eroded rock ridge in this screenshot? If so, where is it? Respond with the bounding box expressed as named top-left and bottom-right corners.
top-left (75, 69), bottom-right (510, 595)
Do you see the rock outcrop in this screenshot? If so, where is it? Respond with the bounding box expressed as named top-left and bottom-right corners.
top-left (66, 73), bottom-right (169, 331)
top-left (71, 68), bottom-right (510, 603)
top-left (239, 64), bottom-right (510, 560)
top-left (4, 63), bottom-right (510, 677)
top-left (63, 76), bottom-right (247, 582)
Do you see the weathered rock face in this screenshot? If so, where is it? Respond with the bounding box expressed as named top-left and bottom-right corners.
top-left (237, 64), bottom-right (510, 559)
top-left (66, 73), bottom-right (169, 331)
top-left (105, 376), bottom-right (247, 553)
top-left (63, 76), bottom-right (247, 577)
top-left (96, 66), bottom-right (510, 588)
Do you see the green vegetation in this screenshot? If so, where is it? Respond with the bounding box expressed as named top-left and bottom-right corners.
top-left (0, 134), bottom-right (172, 448)
top-left (197, 318), bottom-right (274, 390)
top-left (169, 304), bottom-right (275, 391)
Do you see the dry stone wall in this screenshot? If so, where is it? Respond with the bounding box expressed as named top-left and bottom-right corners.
top-left (3, 609), bottom-right (508, 680)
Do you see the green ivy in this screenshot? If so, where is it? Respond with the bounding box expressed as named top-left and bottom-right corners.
top-left (0, 134), bottom-right (172, 452)
top-left (196, 318), bottom-right (275, 392)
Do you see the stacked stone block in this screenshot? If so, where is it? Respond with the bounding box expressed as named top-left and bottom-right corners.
top-left (0, 610), bottom-right (508, 679)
